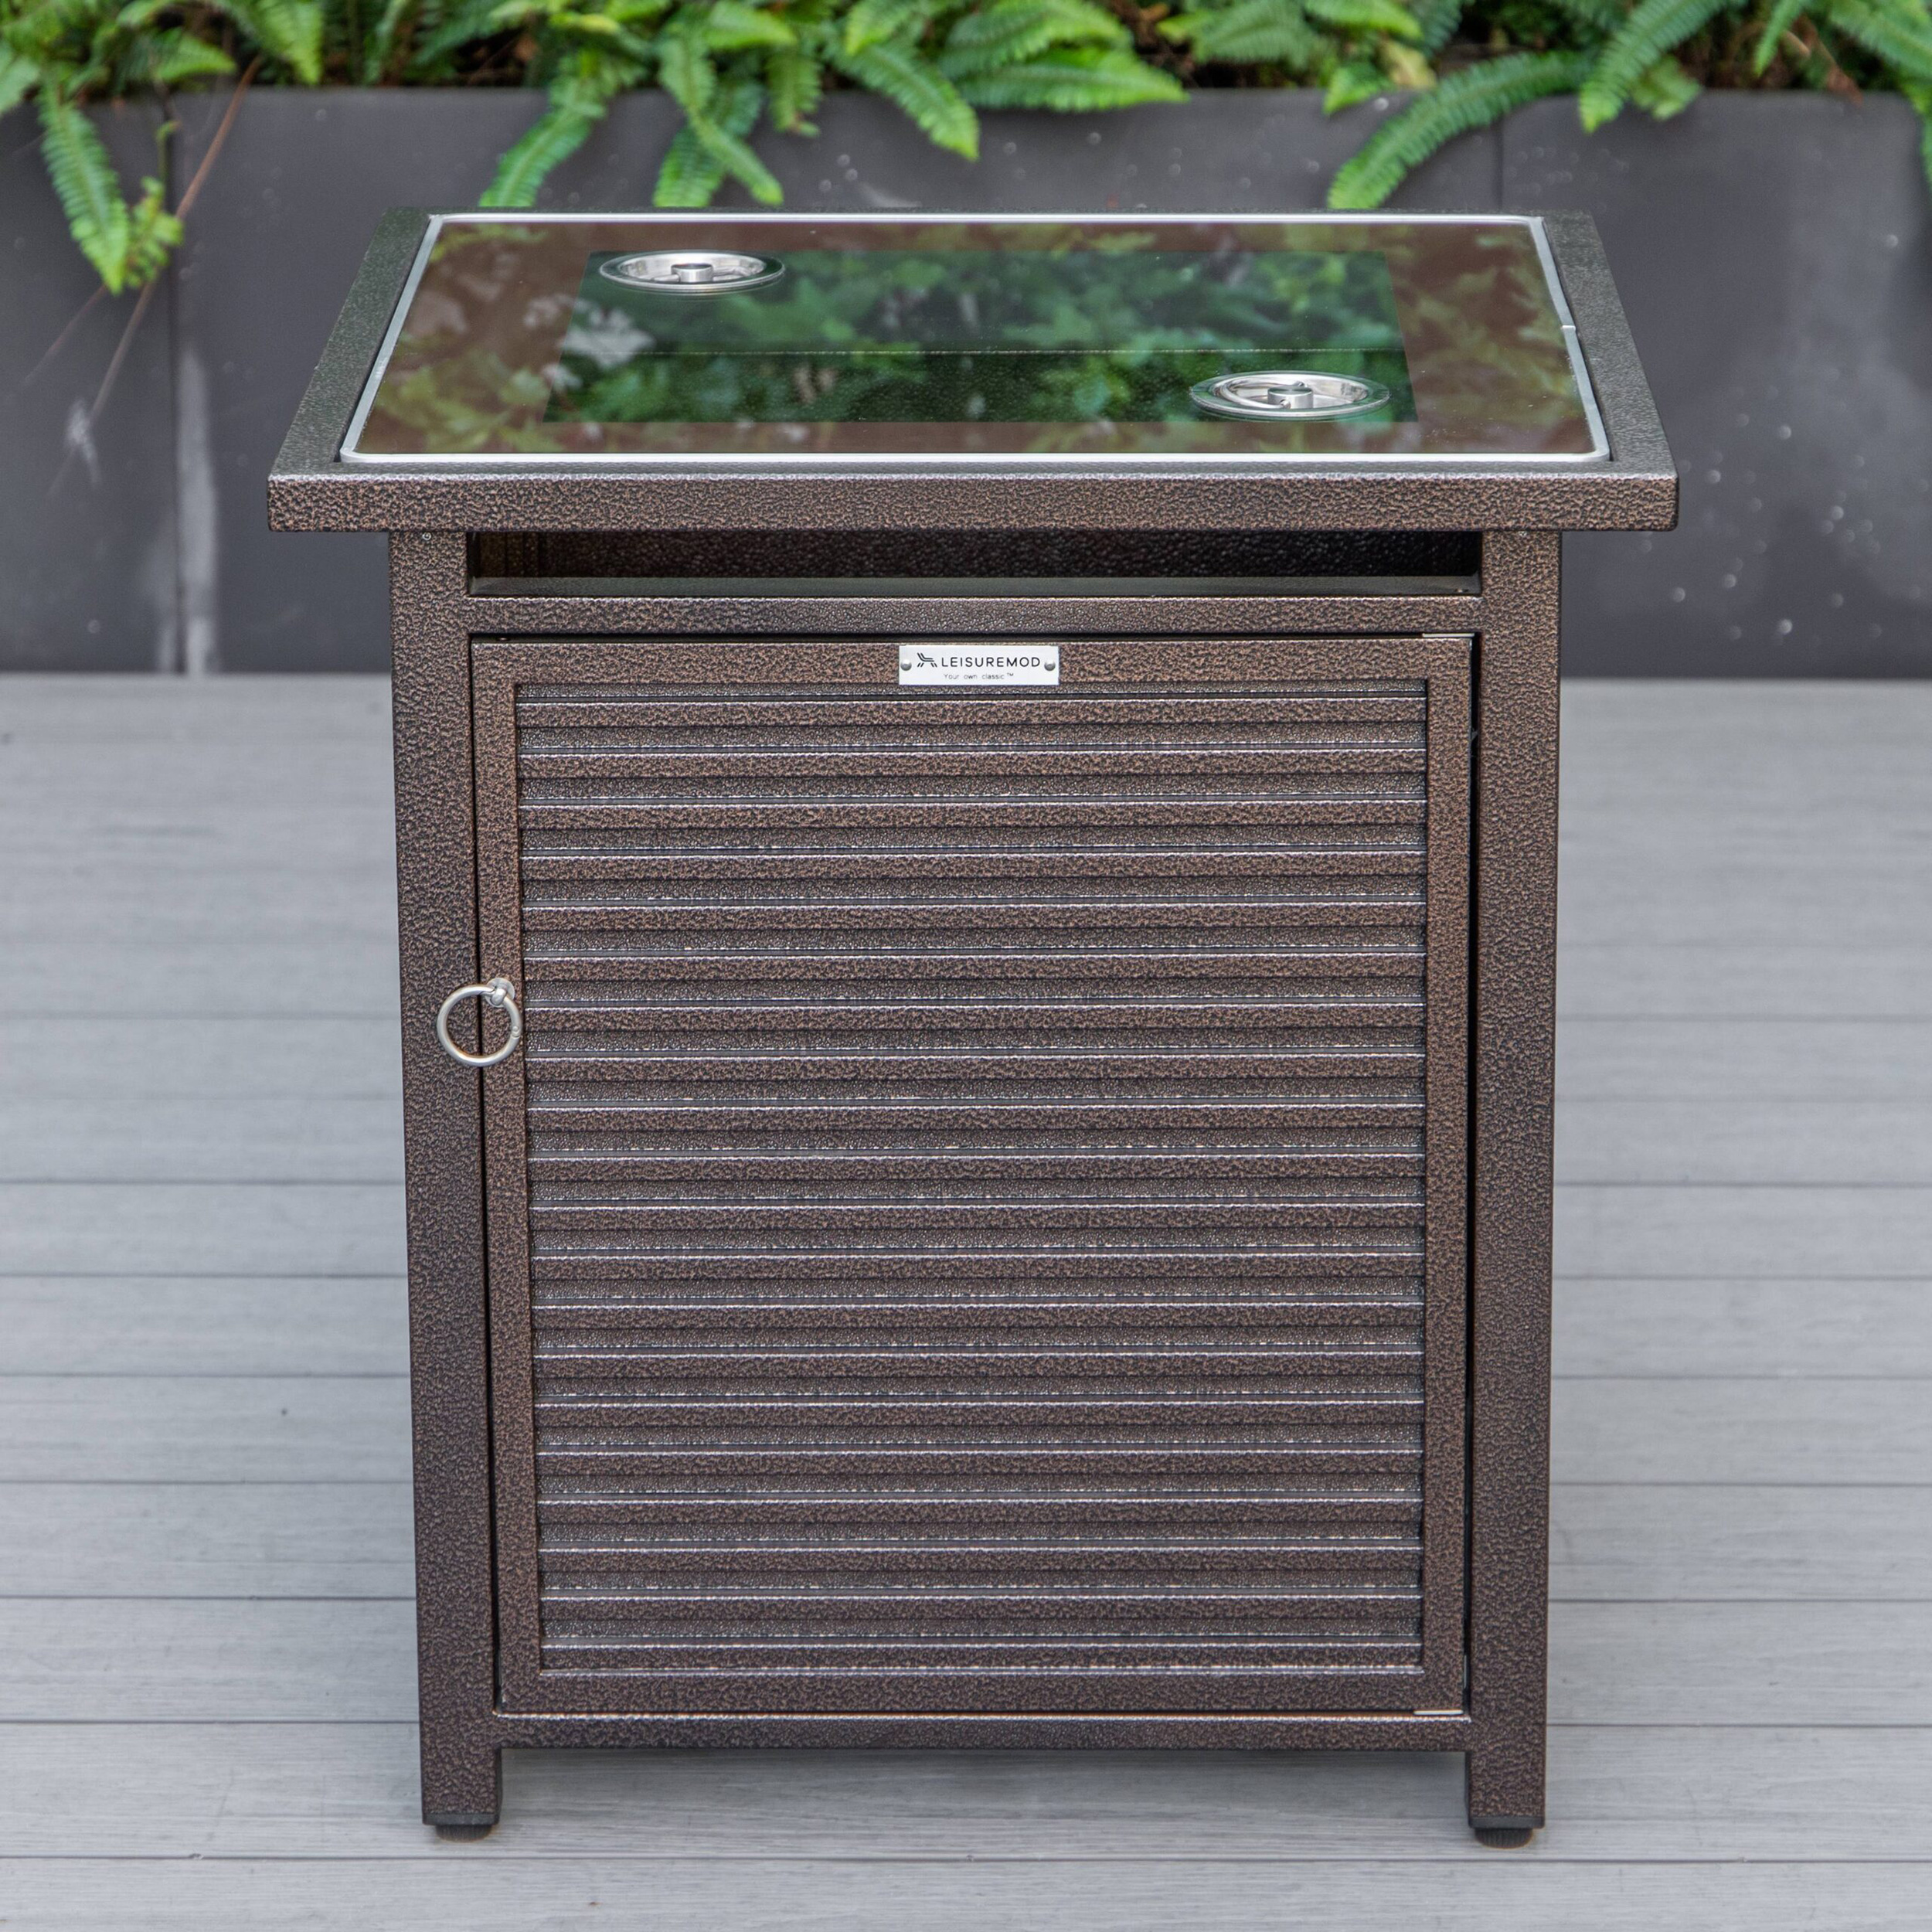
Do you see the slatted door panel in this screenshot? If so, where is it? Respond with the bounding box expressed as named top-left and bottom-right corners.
top-left (472, 636), bottom-right (1469, 1717)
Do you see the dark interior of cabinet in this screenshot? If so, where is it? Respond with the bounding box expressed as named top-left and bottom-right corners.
top-left (468, 528), bottom-right (1481, 599)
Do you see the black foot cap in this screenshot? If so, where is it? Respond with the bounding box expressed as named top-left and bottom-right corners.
top-left (1472, 1824), bottom-right (1536, 1849)
top-left (433, 1818), bottom-right (498, 1842)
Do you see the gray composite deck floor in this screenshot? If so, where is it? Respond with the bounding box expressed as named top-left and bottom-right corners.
top-left (1, 675), bottom-right (1928, 1928)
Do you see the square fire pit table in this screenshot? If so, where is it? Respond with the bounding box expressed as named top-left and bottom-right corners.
top-left (271, 209), bottom-right (1675, 1842)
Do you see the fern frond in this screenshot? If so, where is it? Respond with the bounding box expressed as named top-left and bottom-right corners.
top-left (954, 43), bottom-right (1185, 108)
top-left (701, 1), bottom-right (794, 50)
top-left (842, 0), bottom-right (934, 54)
top-left (1906, 79), bottom-right (1932, 190)
top-left (766, 41), bottom-right (823, 126)
top-left (1819, 0), bottom-right (1932, 80)
top-left (548, 11), bottom-right (663, 65)
top-left (112, 0), bottom-right (179, 31)
top-left (1578, 0), bottom-right (1727, 129)
top-left (831, 36), bottom-right (977, 154)
top-left (219, 0), bottom-right (325, 81)
top-left (653, 67), bottom-right (766, 202)
top-left (1542, 0), bottom-right (1626, 35)
top-left (940, 0), bottom-right (1121, 77)
top-left (1304, 0), bottom-right (1421, 41)
top-left (1, 49), bottom-right (43, 115)
top-left (40, 93), bottom-right (131, 291)
top-left (1324, 55), bottom-right (1384, 107)
top-left (15, 0), bottom-right (102, 57)
top-left (1160, 0), bottom-right (1320, 67)
top-left (361, 0), bottom-right (416, 80)
top-left (481, 83), bottom-right (604, 205)
top-left (122, 169), bottom-right (182, 286)
top-left (688, 74), bottom-right (782, 200)
top-left (410, 0), bottom-right (505, 66)
top-left (656, 15), bottom-right (716, 111)
top-left (1381, 39), bottom-right (1435, 84)
top-left (653, 121), bottom-right (722, 203)
top-left (145, 28), bottom-right (236, 83)
top-left (1330, 49), bottom-right (1592, 207)
top-left (1629, 49), bottom-right (1700, 113)
top-left (1752, 0), bottom-right (1807, 69)
top-left (1409, 0), bottom-right (1461, 53)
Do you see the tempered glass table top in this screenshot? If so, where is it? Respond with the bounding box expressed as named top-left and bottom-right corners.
top-left (343, 213), bottom-right (1606, 465)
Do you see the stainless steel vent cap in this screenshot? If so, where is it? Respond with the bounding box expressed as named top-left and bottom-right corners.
top-left (1191, 371), bottom-right (1392, 420)
top-left (599, 250), bottom-right (786, 294)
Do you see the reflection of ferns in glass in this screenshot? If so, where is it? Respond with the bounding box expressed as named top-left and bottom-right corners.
top-left (543, 245), bottom-right (1416, 425)
top-left (550, 343), bottom-right (1413, 424)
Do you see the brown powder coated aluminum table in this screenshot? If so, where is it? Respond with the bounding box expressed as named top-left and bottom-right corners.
top-left (271, 209), bottom-right (1675, 1845)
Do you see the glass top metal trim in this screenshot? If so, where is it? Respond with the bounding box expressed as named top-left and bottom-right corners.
top-left (338, 211), bottom-right (1609, 468)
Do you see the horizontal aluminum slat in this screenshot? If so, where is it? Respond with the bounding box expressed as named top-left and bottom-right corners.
top-left (536, 1534), bottom-right (1422, 1577)
top-left (517, 791), bottom-right (1429, 832)
top-left (519, 750), bottom-right (1427, 787)
top-left (534, 1641), bottom-right (1421, 1672)
top-left (536, 1450), bottom-right (1422, 1487)
top-left (529, 1104), bottom-right (1424, 1142)
top-left (526, 1204), bottom-right (1422, 1240)
top-left (520, 896), bottom-right (1425, 938)
top-left (532, 1286), bottom-right (1422, 1328)
top-left (531, 1393), bottom-right (1423, 1431)
top-left (521, 989), bottom-right (1427, 1029)
top-left (519, 944), bottom-right (1424, 986)
top-left (521, 838), bottom-right (1426, 884)
top-left (515, 692), bottom-right (1427, 730)
top-left (526, 1150), bottom-right (1424, 1192)
top-left (526, 1030), bottom-right (1421, 1071)
top-left (519, 1492), bottom-right (1419, 1532)
top-left (540, 1587), bottom-right (1425, 1641)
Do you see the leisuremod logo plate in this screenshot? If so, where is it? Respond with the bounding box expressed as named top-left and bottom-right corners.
top-left (898, 645), bottom-right (1060, 688)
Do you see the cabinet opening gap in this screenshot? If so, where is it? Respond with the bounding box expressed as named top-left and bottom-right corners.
top-left (468, 528), bottom-right (1482, 598)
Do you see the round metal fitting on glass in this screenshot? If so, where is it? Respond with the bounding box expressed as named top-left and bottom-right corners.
top-left (598, 250), bottom-right (785, 295)
top-left (434, 978), bottom-right (523, 1070)
top-left (1189, 370), bottom-right (1391, 421)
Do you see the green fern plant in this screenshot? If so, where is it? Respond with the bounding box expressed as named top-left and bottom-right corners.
top-left (1577, 0), bottom-right (1730, 128)
top-left (5, 0), bottom-right (1932, 293)
top-left (0, 0), bottom-right (260, 290)
top-left (1331, 49), bottom-right (1594, 204)
top-left (1328, 0), bottom-right (1932, 206)
top-left (943, 0), bottom-right (1175, 114)
top-left (1822, 0), bottom-right (1932, 78)
top-left (1160, 0), bottom-right (1323, 65)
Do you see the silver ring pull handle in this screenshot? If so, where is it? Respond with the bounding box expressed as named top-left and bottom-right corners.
top-left (435, 977), bottom-right (522, 1069)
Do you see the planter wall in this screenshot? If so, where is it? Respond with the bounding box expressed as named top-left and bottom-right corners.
top-left (2, 103), bottom-right (177, 672)
top-left (2, 88), bottom-right (1927, 673)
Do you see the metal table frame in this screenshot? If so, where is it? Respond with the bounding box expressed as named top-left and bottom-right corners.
top-left (271, 209), bottom-right (1674, 1842)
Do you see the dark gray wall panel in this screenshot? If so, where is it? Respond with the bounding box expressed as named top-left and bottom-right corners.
top-left (1506, 94), bottom-right (1932, 675)
top-left (0, 103), bottom-right (176, 672)
top-left (169, 93), bottom-right (529, 674)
